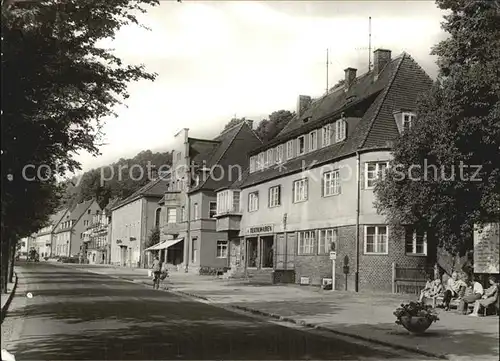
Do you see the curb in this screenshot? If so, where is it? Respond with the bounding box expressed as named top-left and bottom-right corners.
top-left (230, 305), bottom-right (447, 360)
top-left (1, 272), bottom-right (18, 324)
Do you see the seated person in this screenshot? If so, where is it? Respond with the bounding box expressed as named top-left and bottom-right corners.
top-left (418, 275), bottom-right (434, 302)
top-left (469, 275), bottom-right (499, 317)
top-left (419, 276), bottom-right (443, 304)
top-left (442, 271), bottom-right (467, 310)
top-left (458, 274), bottom-right (483, 314)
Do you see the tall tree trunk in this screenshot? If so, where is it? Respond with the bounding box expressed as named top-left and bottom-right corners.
top-left (9, 241), bottom-right (16, 283)
top-left (1, 240), bottom-right (10, 293)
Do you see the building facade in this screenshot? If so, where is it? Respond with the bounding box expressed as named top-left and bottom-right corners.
top-left (34, 209), bottom-right (68, 258)
top-left (158, 121), bottom-right (263, 273)
top-left (216, 50), bottom-right (436, 292)
top-left (53, 200), bottom-right (101, 257)
top-left (82, 210), bottom-right (112, 264)
top-left (110, 178), bottom-right (169, 267)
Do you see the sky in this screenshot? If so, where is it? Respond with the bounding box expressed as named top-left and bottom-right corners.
top-left (74, 0), bottom-right (447, 174)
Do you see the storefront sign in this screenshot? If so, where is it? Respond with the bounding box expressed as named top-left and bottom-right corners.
top-left (246, 224), bottom-right (274, 235)
top-left (474, 223), bottom-right (500, 274)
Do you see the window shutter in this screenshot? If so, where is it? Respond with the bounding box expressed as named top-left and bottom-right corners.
top-left (321, 173), bottom-right (325, 197)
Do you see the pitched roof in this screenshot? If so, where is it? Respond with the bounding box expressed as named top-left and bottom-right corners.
top-left (50, 208), bottom-right (68, 230)
top-left (236, 52), bottom-right (433, 189)
top-left (112, 176), bottom-right (170, 211)
top-left (189, 121), bottom-right (263, 193)
top-left (68, 199), bottom-right (98, 226)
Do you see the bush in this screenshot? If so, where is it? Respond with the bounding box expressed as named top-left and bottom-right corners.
top-left (394, 301), bottom-right (439, 325)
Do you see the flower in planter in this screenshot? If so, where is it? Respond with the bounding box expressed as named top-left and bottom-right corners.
top-left (394, 301), bottom-right (440, 326)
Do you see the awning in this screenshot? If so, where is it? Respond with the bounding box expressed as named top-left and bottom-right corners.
top-left (145, 238), bottom-right (183, 252)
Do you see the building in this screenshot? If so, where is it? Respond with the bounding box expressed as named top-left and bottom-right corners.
top-left (158, 120), bottom-right (262, 273)
top-left (83, 198), bottom-right (120, 264)
top-left (33, 209), bottom-right (68, 258)
top-left (53, 199), bottom-right (101, 257)
top-left (110, 177), bottom-right (170, 267)
top-left (216, 49), bottom-right (435, 292)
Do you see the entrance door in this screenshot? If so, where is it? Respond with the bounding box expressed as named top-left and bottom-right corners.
top-left (247, 238), bottom-right (258, 268)
top-left (120, 246), bottom-right (127, 266)
top-left (275, 233), bottom-right (295, 270)
top-left (261, 236), bottom-right (274, 268)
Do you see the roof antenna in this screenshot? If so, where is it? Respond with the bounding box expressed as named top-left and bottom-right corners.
top-left (368, 16), bottom-right (372, 71)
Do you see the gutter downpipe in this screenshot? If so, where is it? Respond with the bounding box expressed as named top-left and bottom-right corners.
top-left (184, 129), bottom-right (191, 273)
top-left (355, 150), bottom-right (361, 292)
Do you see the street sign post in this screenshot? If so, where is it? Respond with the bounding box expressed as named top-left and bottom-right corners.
top-left (330, 251), bottom-right (337, 291)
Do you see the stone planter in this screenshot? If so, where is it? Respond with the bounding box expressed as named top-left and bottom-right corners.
top-left (399, 316), bottom-right (433, 334)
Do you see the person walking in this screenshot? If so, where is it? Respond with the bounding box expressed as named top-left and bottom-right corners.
top-left (151, 256), bottom-right (163, 290)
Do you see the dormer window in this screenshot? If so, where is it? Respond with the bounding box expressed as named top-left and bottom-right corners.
top-left (309, 130), bottom-right (317, 151)
top-left (249, 156), bottom-right (257, 173)
top-left (322, 124), bottom-right (332, 147)
top-left (402, 112), bottom-right (415, 133)
top-left (297, 135), bottom-right (306, 155)
top-left (286, 140), bottom-right (294, 160)
top-left (335, 118), bottom-right (347, 142)
top-left (275, 144), bottom-right (284, 164)
top-left (257, 152), bottom-right (265, 170)
top-left (266, 148), bottom-right (274, 168)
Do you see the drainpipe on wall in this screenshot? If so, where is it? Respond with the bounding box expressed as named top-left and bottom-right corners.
top-left (184, 130), bottom-right (191, 273)
top-left (355, 151), bottom-right (361, 292)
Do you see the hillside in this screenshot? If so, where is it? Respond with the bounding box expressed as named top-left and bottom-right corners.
top-left (61, 150), bottom-right (172, 210)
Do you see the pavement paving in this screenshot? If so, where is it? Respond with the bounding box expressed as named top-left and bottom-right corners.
top-left (1, 261), bottom-right (432, 360)
top-left (64, 263), bottom-right (500, 361)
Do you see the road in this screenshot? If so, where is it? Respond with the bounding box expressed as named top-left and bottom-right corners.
top-left (1, 262), bottom-right (430, 360)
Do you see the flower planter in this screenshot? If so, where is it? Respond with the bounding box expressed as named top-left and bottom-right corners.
top-left (399, 316), bottom-right (433, 334)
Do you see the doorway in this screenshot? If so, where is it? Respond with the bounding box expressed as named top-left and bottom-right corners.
top-left (261, 236), bottom-right (274, 268)
top-left (230, 239), bottom-right (241, 267)
top-left (247, 237), bottom-right (258, 268)
top-left (120, 246), bottom-right (127, 267)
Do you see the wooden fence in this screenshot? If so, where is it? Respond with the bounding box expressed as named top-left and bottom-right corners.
top-left (391, 262), bottom-right (435, 295)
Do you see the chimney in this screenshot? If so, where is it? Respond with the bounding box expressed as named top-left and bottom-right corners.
top-left (296, 95), bottom-right (312, 118)
top-left (373, 49), bottom-right (391, 76)
top-left (344, 67), bottom-right (357, 89)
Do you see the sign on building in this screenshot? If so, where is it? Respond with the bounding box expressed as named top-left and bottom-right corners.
top-left (474, 223), bottom-right (500, 274)
top-left (246, 224), bottom-right (274, 235)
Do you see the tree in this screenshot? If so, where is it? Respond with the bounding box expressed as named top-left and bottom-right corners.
top-left (1, 0), bottom-right (159, 292)
top-left (255, 110), bottom-right (295, 142)
top-left (374, 0), bottom-right (500, 255)
top-left (223, 117), bottom-right (246, 131)
top-left (146, 226), bottom-right (160, 249)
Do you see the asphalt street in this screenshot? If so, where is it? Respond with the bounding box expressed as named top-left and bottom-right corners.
top-left (1, 262), bottom-right (432, 360)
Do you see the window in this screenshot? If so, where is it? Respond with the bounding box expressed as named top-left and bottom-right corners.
top-left (248, 192), bottom-right (259, 212)
top-left (323, 170), bottom-right (340, 196)
top-left (365, 226), bottom-right (388, 254)
top-left (266, 149), bottom-right (274, 168)
top-left (249, 156), bottom-right (257, 173)
top-left (298, 230), bottom-right (316, 255)
top-left (297, 135), bottom-right (306, 155)
top-left (293, 178), bottom-right (308, 203)
top-left (166, 208), bottom-right (176, 224)
top-left (335, 119), bottom-right (347, 142)
top-left (193, 203), bottom-right (199, 219)
top-left (87, 210), bottom-right (91, 214)
top-left (257, 152), bottom-right (265, 170)
top-left (319, 228), bottom-right (338, 254)
top-left (209, 201), bottom-right (217, 218)
top-left (405, 228), bottom-right (427, 255)
top-left (233, 191), bottom-right (240, 212)
top-left (191, 237), bottom-right (198, 263)
top-left (309, 130), bottom-right (317, 151)
top-left (268, 186), bottom-right (281, 208)
top-left (365, 162), bottom-right (389, 189)
top-left (286, 140), bottom-right (294, 160)
top-left (216, 240), bottom-right (228, 258)
top-left (322, 124), bottom-right (332, 147)
top-left (155, 208), bottom-right (162, 227)
top-left (181, 206), bottom-right (186, 221)
top-left (275, 145), bottom-right (284, 164)
top-left (402, 112), bottom-right (415, 133)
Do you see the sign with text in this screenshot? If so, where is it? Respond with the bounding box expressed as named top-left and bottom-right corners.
top-left (474, 223), bottom-right (500, 274)
top-left (330, 251), bottom-right (337, 260)
top-left (246, 224), bottom-right (274, 235)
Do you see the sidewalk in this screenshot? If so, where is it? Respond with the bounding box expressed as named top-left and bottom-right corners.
top-left (66, 264), bottom-right (500, 361)
top-left (1, 274), bottom-right (18, 323)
